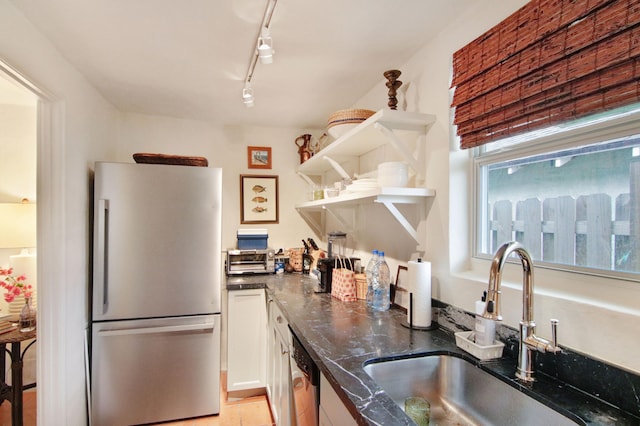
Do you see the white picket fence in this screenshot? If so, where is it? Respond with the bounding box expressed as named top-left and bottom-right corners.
top-left (488, 162), bottom-right (640, 272)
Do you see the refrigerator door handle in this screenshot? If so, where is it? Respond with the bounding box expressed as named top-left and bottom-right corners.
top-left (95, 199), bottom-right (110, 314)
top-left (97, 322), bottom-right (215, 337)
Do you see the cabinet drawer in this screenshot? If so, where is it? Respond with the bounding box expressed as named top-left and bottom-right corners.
top-left (270, 300), bottom-right (291, 345)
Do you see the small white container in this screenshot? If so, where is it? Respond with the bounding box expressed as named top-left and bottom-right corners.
top-left (454, 331), bottom-right (504, 360)
top-left (325, 187), bottom-right (339, 198)
top-left (377, 162), bottom-right (408, 187)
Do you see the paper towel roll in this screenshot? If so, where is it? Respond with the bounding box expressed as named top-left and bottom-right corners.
top-left (407, 259), bottom-right (432, 328)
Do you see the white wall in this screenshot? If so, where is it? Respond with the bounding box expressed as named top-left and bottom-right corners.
top-left (0, 1), bottom-right (120, 424)
top-left (355, 0), bottom-right (640, 374)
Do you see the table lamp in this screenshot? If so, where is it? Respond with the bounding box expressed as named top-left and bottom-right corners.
top-left (0, 202), bottom-right (36, 249)
top-left (0, 201), bottom-right (37, 311)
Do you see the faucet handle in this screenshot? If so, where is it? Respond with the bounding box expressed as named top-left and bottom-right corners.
top-left (550, 319), bottom-right (561, 353)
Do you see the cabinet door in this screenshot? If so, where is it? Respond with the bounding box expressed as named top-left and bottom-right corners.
top-left (268, 301), bottom-right (295, 426)
top-left (266, 298), bottom-right (275, 402)
top-left (277, 336), bottom-right (293, 426)
top-left (319, 405), bottom-right (332, 426)
top-left (320, 373), bottom-right (357, 426)
top-left (227, 289), bottom-right (267, 392)
top-left (267, 299), bottom-right (279, 423)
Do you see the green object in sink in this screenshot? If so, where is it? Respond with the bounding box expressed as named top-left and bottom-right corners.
top-left (405, 396), bottom-right (430, 425)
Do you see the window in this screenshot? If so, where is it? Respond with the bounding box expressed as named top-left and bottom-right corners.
top-left (474, 107), bottom-right (640, 280)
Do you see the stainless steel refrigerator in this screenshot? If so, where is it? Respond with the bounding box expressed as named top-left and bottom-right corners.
top-left (90, 161), bottom-right (222, 426)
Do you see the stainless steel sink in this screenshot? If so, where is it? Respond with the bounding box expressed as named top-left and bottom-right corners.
top-left (363, 354), bottom-right (579, 425)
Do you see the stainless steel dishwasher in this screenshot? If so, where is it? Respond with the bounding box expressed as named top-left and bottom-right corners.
top-left (290, 328), bottom-right (320, 426)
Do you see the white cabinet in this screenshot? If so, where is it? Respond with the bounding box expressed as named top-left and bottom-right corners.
top-left (295, 109), bottom-right (436, 247)
top-left (267, 297), bottom-right (295, 426)
top-left (319, 373), bottom-right (357, 426)
top-left (227, 288), bottom-right (267, 393)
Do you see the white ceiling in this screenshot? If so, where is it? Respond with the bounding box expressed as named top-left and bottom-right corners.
top-left (9, 0), bottom-right (471, 129)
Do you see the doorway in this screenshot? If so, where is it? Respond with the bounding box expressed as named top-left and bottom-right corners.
top-left (0, 59), bottom-right (67, 424)
top-left (0, 65), bottom-right (38, 423)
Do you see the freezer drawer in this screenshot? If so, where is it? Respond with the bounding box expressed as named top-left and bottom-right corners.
top-left (91, 315), bottom-right (221, 426)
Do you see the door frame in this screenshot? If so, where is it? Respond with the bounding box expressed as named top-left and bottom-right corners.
top-left (1, 59), bottom-right (68, 422)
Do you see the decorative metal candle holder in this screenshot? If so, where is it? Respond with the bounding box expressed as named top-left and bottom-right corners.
top-left (384, 69), bottom-right (403, 110)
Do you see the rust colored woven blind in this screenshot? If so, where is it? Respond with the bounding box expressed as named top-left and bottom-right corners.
top-left (451, 0), bottom-right (640, 149)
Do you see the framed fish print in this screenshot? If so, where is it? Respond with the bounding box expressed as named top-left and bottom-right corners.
top-left (247, 146), bottom-right (272, 169)
top-left (240, 174), bottom-right (279, 224)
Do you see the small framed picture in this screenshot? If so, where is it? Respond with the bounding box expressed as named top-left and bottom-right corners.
top-left (247, 146), bottom-right (272, 169)
top-left (392, 265), bottom-right (409, 311)
top-left (240, 174), bottom-right (279, 224)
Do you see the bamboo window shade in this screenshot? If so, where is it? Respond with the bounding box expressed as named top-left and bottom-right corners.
top-left (451, 0), bottom-right (640, 150)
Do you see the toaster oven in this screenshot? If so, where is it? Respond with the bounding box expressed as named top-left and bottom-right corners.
top-left (226, 249), bottom-right (275, 275)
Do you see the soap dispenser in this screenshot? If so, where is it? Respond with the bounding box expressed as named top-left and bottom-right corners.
top-left (475, 291), bottom-right (496, 346)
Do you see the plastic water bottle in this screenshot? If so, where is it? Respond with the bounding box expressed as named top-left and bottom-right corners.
top-left (372, 251), bottom-right (390, 311)
top-left (365, 250), bottom-right (379, 307)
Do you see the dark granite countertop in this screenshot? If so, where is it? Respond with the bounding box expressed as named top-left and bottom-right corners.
top-left (227, 273), bottom-right (639, 425)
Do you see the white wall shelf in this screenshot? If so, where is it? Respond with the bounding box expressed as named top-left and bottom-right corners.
top-left (295, 109), bottom-right (436, 248)
top-left (295, 187), bottom-right (435, 210)
top-left (296, 109), bottom-right (435, 178)
top-left (295, 187), bottom-right (435, 244)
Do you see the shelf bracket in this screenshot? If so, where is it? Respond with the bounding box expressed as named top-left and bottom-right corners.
top-left (373, 122), bottom-right (423, 178)
top-left (297, 171), bottom-right (317, 187)
top-left (324, 206), bottom-right (355, 234)
top-left (323, 156), bottom-right (351, 180)
top-left (296, 204), bottom-right (356, 236)
top-left (296, 208), bottom-right (323, 236)
top-left (375, 199), bottom-right (421, 245)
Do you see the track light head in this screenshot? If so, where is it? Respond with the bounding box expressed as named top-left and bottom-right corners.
top-left (242, 84), bottom-right (254, 107)
top-left (258, 27), bottom-right (274, 64)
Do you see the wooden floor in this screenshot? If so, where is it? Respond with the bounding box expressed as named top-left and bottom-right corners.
top-left (160, 372), bottom-right (273, 426)
top-left (0, 374), bottom-right (273, 426)
top-left (161, 394), bottom-right (273, 426)
top-left (0, 390), bottom-right (36, 426)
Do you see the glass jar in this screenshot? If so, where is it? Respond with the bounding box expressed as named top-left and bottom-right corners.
top-left (313, 186), bottom-right (324, 201)
top-left (19, 297), bottom-right (36, 332)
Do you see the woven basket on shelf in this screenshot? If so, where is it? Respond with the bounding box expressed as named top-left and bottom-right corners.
top-left (327, 109), bottom-right (375, 129)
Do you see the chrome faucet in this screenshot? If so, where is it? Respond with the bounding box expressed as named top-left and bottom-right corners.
top-left (483, 241), bottom-right (561, 383)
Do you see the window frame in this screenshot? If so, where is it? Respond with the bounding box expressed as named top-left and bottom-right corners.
top-left (472, 108), bottom-right (640, 283)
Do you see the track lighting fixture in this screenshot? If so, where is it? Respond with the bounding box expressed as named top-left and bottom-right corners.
top-left (258, 27), bottom-right (274, 64)
top-left (240, 0), bottom-right (278, 107)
